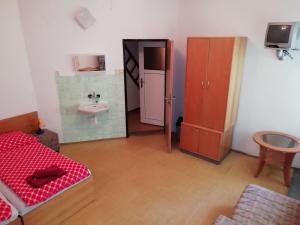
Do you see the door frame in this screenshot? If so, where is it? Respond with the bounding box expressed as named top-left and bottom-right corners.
top-left (122, 39), bottom-right (168, 138)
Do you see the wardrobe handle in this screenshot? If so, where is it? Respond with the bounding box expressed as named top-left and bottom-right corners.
top-left (206, 80), bottom-right (210, 88)
top-left (201, 81), bottom-right (205, 88)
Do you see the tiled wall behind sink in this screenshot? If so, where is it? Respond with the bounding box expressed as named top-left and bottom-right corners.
top-left (56, 73), bottom-right (126, 143)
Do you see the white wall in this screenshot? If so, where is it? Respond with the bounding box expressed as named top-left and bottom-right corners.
top-left (0, 0), bottom-right (37, 119)
top-left (18, 0), bottom-right (300, 167)
top-left (174, 0), bottom-right (300, 167)
top-left (18, 0), bottom-right (179, 138)
top-left (126, 75), bottom-right (140, 112)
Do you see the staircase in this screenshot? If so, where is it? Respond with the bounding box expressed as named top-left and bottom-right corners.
top-left (124, 43), bottom-right (139, 87)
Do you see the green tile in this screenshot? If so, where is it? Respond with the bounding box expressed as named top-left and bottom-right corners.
top-left (56, 72), bottom-right (126, 143)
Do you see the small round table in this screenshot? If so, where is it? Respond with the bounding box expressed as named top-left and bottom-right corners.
top-left (253, 131), bottom-right (300, 186)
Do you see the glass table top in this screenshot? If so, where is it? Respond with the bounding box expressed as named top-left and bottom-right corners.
top-left (262, 134), bottom-right (299, 148)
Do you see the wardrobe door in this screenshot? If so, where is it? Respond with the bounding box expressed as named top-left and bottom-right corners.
top-left (180, 123), bottom-right (199, 154)
top-left (202, 38), bottom-right (234, 131)
top-left (183, 38), bottom-right (209, 126)
top-left (198, 128), bottom-right (222, 160)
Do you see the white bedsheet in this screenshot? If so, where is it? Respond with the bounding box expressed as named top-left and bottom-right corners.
top-left (0, 171), bottom-right (91, 216)
top-left (0, 192), bottom-right (18, 225)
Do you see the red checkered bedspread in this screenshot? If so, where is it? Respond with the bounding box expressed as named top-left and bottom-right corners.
top-left (0, 198), bottom-right (11, 222)
top-left (0, 142), bottom-right (90, 206)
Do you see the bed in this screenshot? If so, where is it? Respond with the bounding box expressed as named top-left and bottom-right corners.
top-left (0, 112), bottom-right (95, 225)
top-left (0, 192), bottom-right (20, 225)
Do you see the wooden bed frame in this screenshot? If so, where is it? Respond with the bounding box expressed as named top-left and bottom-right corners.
top-left (9, 217), bottom-right (22, 225)
top-left (22, 177), bottom-right (95, 225)
top-left (1, 112), bottom-right (95, 225)
top-left (0, 112), bottom-right (39, 134)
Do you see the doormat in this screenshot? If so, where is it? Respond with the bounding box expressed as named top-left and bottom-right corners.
top-left (288, 168), bottom-right (300, 200)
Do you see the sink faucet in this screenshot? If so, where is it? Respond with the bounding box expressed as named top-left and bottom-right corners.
top-left (88, 92), bottom-right (101, 103)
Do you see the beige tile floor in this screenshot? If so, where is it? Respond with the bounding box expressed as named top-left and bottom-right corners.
top-left (61, 134), bottom-right (287, 225)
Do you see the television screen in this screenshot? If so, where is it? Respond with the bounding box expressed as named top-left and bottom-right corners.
top-left (267, 25), bottom-right (292, 43)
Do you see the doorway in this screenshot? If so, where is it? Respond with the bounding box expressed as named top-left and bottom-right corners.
top-left (123, 39), bottom-right (174, 151)
top-left (123, 39), bottom-right (166, 136)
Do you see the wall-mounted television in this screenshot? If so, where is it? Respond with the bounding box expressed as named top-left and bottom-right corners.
top-left (265, 22), bottom-right (300, 50)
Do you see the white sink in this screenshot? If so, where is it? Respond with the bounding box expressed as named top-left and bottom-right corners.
top-left (78, 102), bottom-right (109, 115)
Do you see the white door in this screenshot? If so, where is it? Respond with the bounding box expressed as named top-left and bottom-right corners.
top-left (139, 42), bottom-right (165, 126)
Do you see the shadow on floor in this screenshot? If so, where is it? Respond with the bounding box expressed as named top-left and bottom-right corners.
top-left (288, 168), bottom-right (300, 200)
top-left (127, 109), bottom-right (164, 135)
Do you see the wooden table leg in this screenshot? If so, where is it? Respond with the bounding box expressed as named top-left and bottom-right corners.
top-left (255, 147), bottom-right (267, 177)
top-left (283, 153), bottom-right (295, 187)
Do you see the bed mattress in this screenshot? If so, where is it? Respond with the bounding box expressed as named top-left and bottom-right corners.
top-left (0, 174), bottom-right (90, 216)
top-left (0, 139), bottom-right (91, 217)
top-left (0, 142), bottom-right (90, 206)
top-left (0, 192), bottom-right (18, 225)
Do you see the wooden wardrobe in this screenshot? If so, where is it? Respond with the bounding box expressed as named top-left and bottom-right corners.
top-left (180, 37), bottom-right (247, 162)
